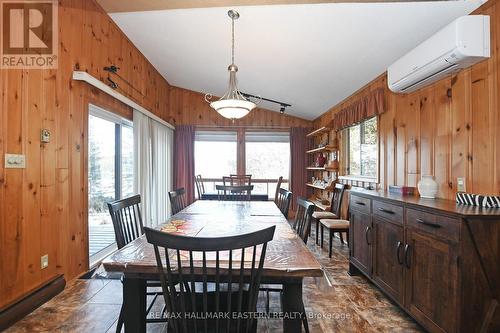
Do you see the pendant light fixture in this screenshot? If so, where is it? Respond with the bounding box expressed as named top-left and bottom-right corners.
top-left (205, 10), bottom-right (258, 120)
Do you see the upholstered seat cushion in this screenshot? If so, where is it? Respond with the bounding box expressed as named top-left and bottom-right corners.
top-left (320, 219), bottom-right (350, 229)
top-left (312, 211), bottom-right (338, 219)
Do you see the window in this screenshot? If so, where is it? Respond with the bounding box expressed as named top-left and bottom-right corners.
top-left (344, 117), bottom-right (377, 178)
top-left (245, 132), bottom-right (290, 197)
top-left (194, 129), bottom-right (290, 199)
top-left (195, 131), bottom-right (237, 189)
top-left (88, 104), bottom-right (133, 264)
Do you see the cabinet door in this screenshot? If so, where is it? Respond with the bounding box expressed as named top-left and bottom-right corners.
top-left (372, 217), bottom-right (405, 304)
top-left (350, 211), bottom-right (372, 276)
top-left (405, 228), bottom-right (459, 333)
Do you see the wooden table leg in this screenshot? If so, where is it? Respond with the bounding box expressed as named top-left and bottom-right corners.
top-left (123, 276), bottom-right (146, 333)
top-left (282, 279), bottom-right (304, 333)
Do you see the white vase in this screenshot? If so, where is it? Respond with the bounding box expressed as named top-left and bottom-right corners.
top-left (418, 175), bottom-right (438, 199)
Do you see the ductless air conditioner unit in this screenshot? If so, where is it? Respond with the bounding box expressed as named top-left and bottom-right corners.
top-left (388, 15), bottom-right (490, 93)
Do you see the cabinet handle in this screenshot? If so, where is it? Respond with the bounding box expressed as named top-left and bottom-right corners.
top-left (365, 226), bottom-right (371, 245)
top-left (378, 207), bottom-right (395, 214)
top-left (416, 218), bottom-right (441, 229)
top-left (396, 241), bottom-right (403, 265)
top-left (404, 244), bottom-right (411, 269)
top-left (355, 201), bottom-right (366, 206)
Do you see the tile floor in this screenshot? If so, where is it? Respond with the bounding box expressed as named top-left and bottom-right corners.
top-left (6, 230), bottom-right (424, 333)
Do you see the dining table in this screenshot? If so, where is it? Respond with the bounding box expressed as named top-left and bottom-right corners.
top-left (102, 200), bottom-right (323, 333)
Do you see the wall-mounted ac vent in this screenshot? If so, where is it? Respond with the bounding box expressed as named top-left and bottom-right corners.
top-left (388, 15), bottom-right (490, 93)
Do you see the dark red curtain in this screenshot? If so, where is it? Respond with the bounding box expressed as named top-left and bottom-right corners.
top-left (174, 125), bottom-right (195, 204)
top-left (290, 127), bottom-right (312, 210)
top-left (332, 88), bottom-right (385, 130)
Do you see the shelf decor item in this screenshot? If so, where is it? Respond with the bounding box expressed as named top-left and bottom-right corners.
top-left (316, 153), bottom-right (326, 167)
top-left (417, 175), bottom-right (438, 199)
top-left (389, 185), bottom-right (416, 195)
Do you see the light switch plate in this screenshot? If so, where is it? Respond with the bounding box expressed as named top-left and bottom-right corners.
top-left (457, 177), bottom-right (466, 192)
top-left (5, 154), bottom-right (26, 169)
top-left (41, 255), bottom-right (49, 269)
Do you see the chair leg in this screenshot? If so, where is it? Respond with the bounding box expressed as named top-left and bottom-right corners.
top-left (302, 310), bottom-right (310, 333)
top-left (116, 304), bottom-right (124, 333)
top-left (329, 230), bottom-right (333, 258)
top-left (339, 231), bottom-right (344, 244)
top-left (346, 230), bottom-right (350, 246)
top-left (315, 219), bottom-right (319, 245)
top-left (320, 224), bottom-right (324, 248)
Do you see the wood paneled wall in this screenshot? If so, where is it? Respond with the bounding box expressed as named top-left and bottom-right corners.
top-left (314, 0), bottom-right (500, 201)
top-left (169, 86), bottom-right (311, 128)
top-left (0, 0), bottom-right (310, 310)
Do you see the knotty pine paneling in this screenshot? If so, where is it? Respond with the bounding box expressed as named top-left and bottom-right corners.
top-left (169, 86), bottom-right (311, 128)
top-left (314, 0), bottom-right (500, 200)
top-left (0, 0), bottom-right (311, 310)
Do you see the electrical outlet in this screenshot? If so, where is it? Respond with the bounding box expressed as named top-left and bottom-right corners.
top-left (41, 255), bottom-right (49, 269)
top-left (5, 154), bottom-right (26, 169)
top-left (457, 177), bottom-right (466, 192)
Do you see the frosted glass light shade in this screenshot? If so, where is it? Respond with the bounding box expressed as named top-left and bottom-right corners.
top-left (210, 99), bottom-right (256, 119)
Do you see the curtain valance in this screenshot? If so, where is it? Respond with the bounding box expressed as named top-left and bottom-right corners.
top-left (332, 88), bottom-right (385, 130)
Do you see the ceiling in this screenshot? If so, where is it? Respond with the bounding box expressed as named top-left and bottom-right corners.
top-left (110, 1), bottom-right (486, 120)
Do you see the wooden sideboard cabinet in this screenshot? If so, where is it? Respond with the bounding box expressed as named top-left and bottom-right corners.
top-left (348, 190), bottom-right (500, 333)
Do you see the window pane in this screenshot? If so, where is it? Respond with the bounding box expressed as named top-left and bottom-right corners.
top-left (346, 117), bottom-right (377, 177)
top-left (88, 115), bottom-right (116, 257)
top-left (121, 125), bottom-right (134, 198)
top-left (245, 132), bottom-right (290, 197)
top-left (194, 131), bottom-right (237, 180)
top-left (348, 124), bottom-right (361, 175)
top-left (361, 117), bottom-right (377, 177)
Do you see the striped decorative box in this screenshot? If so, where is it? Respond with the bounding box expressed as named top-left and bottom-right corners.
top-left (456, 192), bottom-right (500, 208)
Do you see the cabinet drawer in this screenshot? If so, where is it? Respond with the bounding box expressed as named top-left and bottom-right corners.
top-left (350, 195), bottom-right (371, 214)
top-left (406, 208), bottom-right (459, 242)
top-left (373, 200), bottom-right (403, 225)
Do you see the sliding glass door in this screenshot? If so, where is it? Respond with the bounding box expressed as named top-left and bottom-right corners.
top-left (88, 104), bottom-right (133, 265)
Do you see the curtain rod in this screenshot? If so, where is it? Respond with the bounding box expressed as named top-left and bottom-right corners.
top-left (72, 71), bottom-right (175, 130)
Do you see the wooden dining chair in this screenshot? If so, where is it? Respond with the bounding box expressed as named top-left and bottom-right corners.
top-left (312, 183), bottom-right (346, 245)
top-left (294, 197), bottom-right (316, 244)
top-left (226, 174), bottom-right (252, 186)
top-left (107, 194), bottom-right (145, 249)
top-left (217, 185), bottom-right (253, 201)
top-left (169, 188), bottom-right (187, 215)
top-left (273, 176), bottom-right (284, 204)
top-left (275, 188), bottom-right (292, 218)
top-left (144, 225), bottom-right (276, 333)
top-left (107, 195), bottom-right (166, 332)
top-left (195, 175), bottom-right (205, 199)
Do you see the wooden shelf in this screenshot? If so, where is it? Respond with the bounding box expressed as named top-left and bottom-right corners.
top-left (306, 127), bottom-right (330, 137)
top-left (306, 166), bottom-right (326, 171)
top-left (309, 198), bottom-right (331, 211)
top-left (324, 165), bottom-right (339, 172)
top-left (306, 183), bottom-right (333, 191)
top-left (306, 145), bottom-right (338, 154)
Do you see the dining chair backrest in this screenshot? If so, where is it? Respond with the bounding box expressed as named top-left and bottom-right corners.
top-left (330, 183), bottom-right (346, 217)
top-left (217, 185), bottom-right (253, 202)
top-left (276, 188), bottom-right (292, 218)
top-left (273, 176), bottom-right (284, 204)
top-left (144, 225), bottom-right (276, 333)
top-left (169, 188), bottom-right (187, 215)
top-left (225, 175), bottom-right (252, 186)
top-left (294, 197), bottom-right (315, 244)
top-left (107, 194), bottom-right (144, 249)
top-left (195, 175), bottom-right (205, 199)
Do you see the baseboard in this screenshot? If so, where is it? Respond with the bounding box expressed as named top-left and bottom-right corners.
top-left (0, 274), bottom-right (66, 331)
